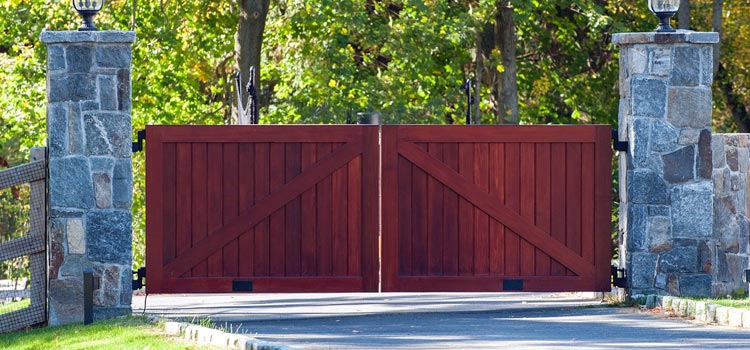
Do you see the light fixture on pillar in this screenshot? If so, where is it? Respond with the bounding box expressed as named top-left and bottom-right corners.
top-left (72, 0), bottom-right (105, 31)
top-left (648, 0), bottom-right (680, 32)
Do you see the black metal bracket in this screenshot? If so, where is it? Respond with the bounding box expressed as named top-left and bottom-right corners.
top-left (611, 129), bottom-right (628, 152)
top-left (612, 265), bottom-right (627, 288)
top-left (744, 269), bottom-right (750, 283)
top-left (132, 129), bottom-right (146, 153)
top-left (132, 267), bottom-right (146, 290)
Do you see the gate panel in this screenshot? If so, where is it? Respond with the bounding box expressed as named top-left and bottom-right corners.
top-left (146, 126), bottom-right (379, 293)
top-left (382, 125), bottom-right (612, 292)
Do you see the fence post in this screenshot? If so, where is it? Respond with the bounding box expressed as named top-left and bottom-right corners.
top-left (614, 31), bottom-right (719, 297)
top-left (41, 30), bottom-right (136, 325)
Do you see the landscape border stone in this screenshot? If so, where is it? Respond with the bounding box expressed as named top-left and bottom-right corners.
top-left (161, 319), bottom-right (296, 350)
top-left (632, 294), bottom-right (750, 329)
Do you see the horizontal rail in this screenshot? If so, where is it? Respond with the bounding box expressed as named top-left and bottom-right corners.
top-left (0, 160), bottom-right (46, 189)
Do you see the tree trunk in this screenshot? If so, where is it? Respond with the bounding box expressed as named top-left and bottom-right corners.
top-left (678, 0), bottom-right (690, 30)
top-left (474, 29), bottom-right (483, 125)
top-left (712, 0), bottom-right (723, 78)
top-left (719, 66), bottom-right (750, 133)
top-left (235, 0), bottom-right (270, 124)
top-left (495, 1), bottom-right (519, 124)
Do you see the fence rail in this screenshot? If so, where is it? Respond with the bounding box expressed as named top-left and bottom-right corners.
top-left (0, 148), bottom-right (47, 332)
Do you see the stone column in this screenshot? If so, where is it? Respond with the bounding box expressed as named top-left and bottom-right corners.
top-left (614, 31), bottom-right (719, 297)
top-left (41, 31), bottom-right (135, 325)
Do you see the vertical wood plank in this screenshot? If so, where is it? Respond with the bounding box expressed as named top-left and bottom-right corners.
top-left (595, 127), bottom-right (614, 290)
top-left (162, 143), bottom-right (176, 266)
top-left (347, 154), bottom-right (362, 277)
top-left (285, 143), bottom-right (302, 276)
top-left (316, 143), bottom-right (333, 276)
top-left (238, 143), bottom-right (255, 277)
top-left (332, 156), bottom-right (348, 276)
top-left (489, 143), bottom-right (505, 276)
top-left (411, 143), bottom-right (429, 276)
top-left (504, 143), bottom-right (520, 276)
top-left (206, 143), bottom-right (224, 277)
top-left (519, 143), bottom-right (536, 276)
top-left (442, 143), bottom-right (459, 276)
top-left (582, 143), bottom-right (595, 266)
top-left (191, 143), bottom-right (208, 277)
top-left (427, 143), bottom-right (444, 275)
top-left (175, 144), bottom-right (192, 277)
top-left (534, 143), bottom-right (551, 276)
top-left (254, 143), bottom-right (270, 277)
top-left (397, 155), bottom-right (413, 276)
top-left (222, 143), bottom-right (239, 277)
top-left (361, 126), bottom-right (380, 291)
top-left (300, 144), bottom-right (317, 276)
top-left (269, 143), bottom-right (286, 276)
top-left (566, 143), bottom-right (582, 276)
top-left (550, 143), bottom-right (567, 276)
top-left (458, 143), bottom-right (474, 276)
top-left (473, 143), bottom-right (490, 275)
top-left (381, 126), bottom-right (400, 290)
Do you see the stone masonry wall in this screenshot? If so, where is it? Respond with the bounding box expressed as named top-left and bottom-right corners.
top-left (42, 31), bottom-right (135, 325)
top-left (614, 31), bottom-right (719, 297)
top-left (711, 134), bottom-right (750, 295)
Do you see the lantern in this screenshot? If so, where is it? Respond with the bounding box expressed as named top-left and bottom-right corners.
top-left (72, 0), bottom-right (105, 31)
top-left (648, 0), bottom-right (680, 32)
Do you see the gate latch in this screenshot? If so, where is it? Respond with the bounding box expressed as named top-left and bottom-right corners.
top-left (611, 129), bottom-right (628, 152)
top-left (612, 265), bottom-right (627, 288)
top-left (132, 267), bottom-right (146, 290)
top-left (132, 129), bottom-right (146, 153)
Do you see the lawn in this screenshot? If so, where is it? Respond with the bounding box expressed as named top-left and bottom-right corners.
top-left (0, 316), bottom-right (220, 350)
top-left (0, 299), bottom-right (30, 314)
top-left (710, 298), bottom-right (750, 310)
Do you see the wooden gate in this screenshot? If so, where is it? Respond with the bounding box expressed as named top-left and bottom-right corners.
top-left (381, 125), bottom-right (612, 292)
top-left (146, 126), bottom-right (380, 293)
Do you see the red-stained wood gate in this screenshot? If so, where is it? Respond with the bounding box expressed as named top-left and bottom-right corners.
top-left (146, 124), bottom-right (612, 293)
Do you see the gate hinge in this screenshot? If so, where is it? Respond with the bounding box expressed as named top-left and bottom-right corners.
top-left (132, 267), bottom-right (146, 290)
top-left (611, 129), bottom-right (628, 152)
top-left (132, 129), bottom-right (146, 153)
top-left (612, 265), bottom-right (627, 288)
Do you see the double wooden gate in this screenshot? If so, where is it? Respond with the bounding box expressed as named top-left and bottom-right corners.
top-left (146, 125), bottom-right (612, 293)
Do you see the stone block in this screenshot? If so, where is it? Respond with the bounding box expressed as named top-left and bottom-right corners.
top-left (120, 266), bottom-right (132, 305)
top-left (96, 45), bottom-right (132, 69)
top-left (58, 255), bottom-right (92, 278)
top-left (659, 245), bottom-right (698, 273)
top-left (700, 46), bottom-right (713, 86)
top-left (731, 173), bottom-right (742, 191)
top-left (84, 113), bottom-right (132, 158)
top-left (48, 45), bottom-right (66, 71)
top-left (632, 78), bottom-right (667, 118)
top-left (697, 240), bottom-right (712, 273)
top-left (671, 46), bottom-right (701, 86)
top-left (714, 168), bottom-right (731, 197)
top-left (47, 103), bottom-right (68, 157)
top-left (48, 73), bottom-right (97, 102)
top-left (647, 216), bottom-right (671, 252)
top-left (655, 272), bottom-right (668, 289)
top-left (93, 307), bottom-right (130, 322)
top-left (90, 157), bottom-right (115, 173)
top-left (49, 219), bottom-right (65, 280)
top-left (706, 304), bottom-right (718, 323)
top-left (685, 32), bottom-right (720, 44)
top-left (99, 75), bottom-right (118, 111)
top-left (618, 99), bottom-right (630, 139)
top-left (66, 45), bottom-right (93, 73)
top-left (695, 301), bottom-right (707, 322)
top-left (81, 100), bottom-right (100, 111)
top-left (662, 146), bottom-right (695, 184)
top-left (41, 30), bottom-right (136, 44)
top-left (650, 120), bottom-right (678, 152)
top-left (628, 170), bottom-right (668, 204)
top-left (630, 118), bottom-right (650, 167)
top-left (678, 129), bottom-right (699, 145)
top-left (678, 274), bottom-right (712, 297)
top-left (68, 102), bottom-right (85, 155)
top-left (86, 210), bottom-right (132, 264)
top-left (629, 46), bottom-right (648, 75)
top-left (93, 173), bottom-right (112, 209)
top-left (117, 69), bottom-right (131, 112)
top-left (667, 87), bottom-right (712, 128)
top-left (743, 310), bottom-right (750, 329)
top-left (662, 295), bottom-right (673, 309)
top-left (714, 196), bottom-right (740, 249)
top-left (66, 218), bottom-right (86, 255)
top-left (49, 279), bottom-right (84, 325)
top-left (648, 205), bottom-right (670, 217)
top-left (113, 160), bottom-right (133, 209)
top-left (630, 252), bottom-right (657, 289)
top-left (686, 300), bottom-right (697, 318)
top-left (671, 183), bottom-right (713, 238)
top-left (728, 308), bottom-right (744, 327)
top-left (650, 48), bottom-right (672, 77)
top-left (612, 32), bottom-right (655, 45)
top-left (49, 157), bottom-right (95, 209)
top-left (677, 299), bottom-right (688, 316)
top-left (645, 294), bottom-right (657, 308)
top-left (711, 135), bottom-right (726, 168)
top-left (627, 204), bottom-right (647, 250)
top-left (726, 147), bottom-right (739, 171)
top-left (93, 264), bottom-right (120, 307)
top-left (697, 130), bottom-right (712, 179)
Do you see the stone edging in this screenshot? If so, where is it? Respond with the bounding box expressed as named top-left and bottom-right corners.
top-left (632, 294), bottom-right (750, 329)
top-left (148, 315), bottom-right (296, 350)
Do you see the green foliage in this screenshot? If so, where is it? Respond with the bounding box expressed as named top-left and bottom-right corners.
top-left (0, 298), bottom-right (29, 315)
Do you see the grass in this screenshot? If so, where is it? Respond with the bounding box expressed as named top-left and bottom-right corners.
top-left (0, 315), bottom-right (221, 350)
top-left (709, 298), bottom-right (750, 310)
top-left (0, 299), bottom-right (30, 314)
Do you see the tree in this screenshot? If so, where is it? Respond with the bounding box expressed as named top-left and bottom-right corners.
top-left (495, 1), bottom-right (519, 124)
top-left (235, 0), bottom-right (271, 124)
top-left (678, 0), bottom-right (690, 29)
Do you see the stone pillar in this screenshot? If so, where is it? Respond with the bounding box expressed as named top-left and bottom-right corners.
top-left (41, 31), bottom-right (135, 325)
top-left (614, 31), bottom-right (719, 297)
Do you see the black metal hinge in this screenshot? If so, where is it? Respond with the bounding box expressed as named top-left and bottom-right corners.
top-left (611, 129), bottom-right (628, 152)
top-left (612, 265), bottom-right (627, 288)
top-left (132, 129), bottom-right (146, 153)
top-left (132, 267), bottom-right (146, 290)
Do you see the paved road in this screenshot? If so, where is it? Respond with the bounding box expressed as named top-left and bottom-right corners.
top-left (134, 293), bottom-right (750, 349)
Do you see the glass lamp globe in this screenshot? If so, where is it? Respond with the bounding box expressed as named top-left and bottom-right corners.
top-left (72, 0), bottom-right (105, 31)
top-left (648, 0), bottom-right (680, 32)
